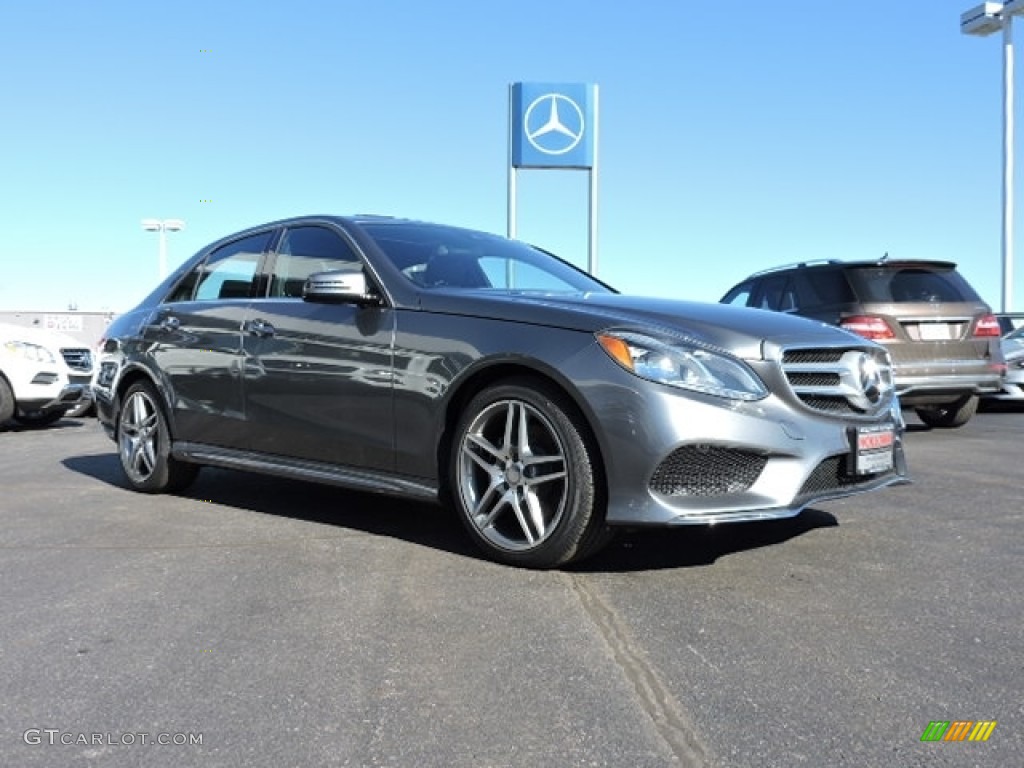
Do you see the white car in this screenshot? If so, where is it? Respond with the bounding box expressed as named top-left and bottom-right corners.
top-left (0, 323), bottom-right (93, 428)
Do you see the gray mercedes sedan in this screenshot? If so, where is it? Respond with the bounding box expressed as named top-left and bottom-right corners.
top-left (94, 215), bottom-right (908, 568)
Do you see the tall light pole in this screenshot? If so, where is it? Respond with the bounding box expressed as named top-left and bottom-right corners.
top-left (141, 218), bottom-right (185, 280)
top-left (961, 1), bottom-right (1022, 311)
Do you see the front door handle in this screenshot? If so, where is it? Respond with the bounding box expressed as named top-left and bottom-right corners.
top-left (244, 318), bottom-right (276, 338)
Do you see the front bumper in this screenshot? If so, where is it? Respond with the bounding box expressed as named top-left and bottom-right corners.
top-left (18, 383), bottom-right (86, 414)
top-left (586, 376), bottom-right (908, 527)
top-left (985, 369), bottom-right (1024, 401)
top-left (4, 359), bottom-right (86, 413)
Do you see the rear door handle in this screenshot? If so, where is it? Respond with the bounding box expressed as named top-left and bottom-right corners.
top-left (244, 318), bottom-right (275, 338)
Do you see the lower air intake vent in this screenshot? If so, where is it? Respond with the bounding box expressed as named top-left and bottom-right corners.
top-left (796, 456), bottom-right (889, 502)
top-left (650, 445), bottom-right (767, 497)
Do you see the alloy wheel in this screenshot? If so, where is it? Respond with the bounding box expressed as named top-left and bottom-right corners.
top-left (119, 389), bottom-right (160, 483)
top-left (457, 399), bottom-right (569, 552)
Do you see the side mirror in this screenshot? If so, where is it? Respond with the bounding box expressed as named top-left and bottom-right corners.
top-left (303, 269), bottom-right (382, 306)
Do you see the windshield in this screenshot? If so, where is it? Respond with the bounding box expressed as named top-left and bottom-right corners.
top-left (361, 222), bottom-right (614, 295)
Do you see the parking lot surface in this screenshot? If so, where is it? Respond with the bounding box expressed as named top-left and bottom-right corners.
top-left (1, 411), bottom-right (1021, 767)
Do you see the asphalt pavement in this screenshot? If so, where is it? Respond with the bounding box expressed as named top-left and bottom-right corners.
top-left (0, 410), bottom-right (1021, 767)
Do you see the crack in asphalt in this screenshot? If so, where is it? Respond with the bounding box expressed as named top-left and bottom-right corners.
top-left (567, 574), bottom-right (712, 767)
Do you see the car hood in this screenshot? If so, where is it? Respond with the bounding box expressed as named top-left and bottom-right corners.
top-left (1002, 336), bottom-right (1024, 360)
top-left (0, 322), bottom-right (83, 351)
top-left (417, 292), bottom-right (866, 360)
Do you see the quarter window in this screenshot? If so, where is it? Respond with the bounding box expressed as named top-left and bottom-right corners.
top-left (792, 271), bottom-right (854, 308)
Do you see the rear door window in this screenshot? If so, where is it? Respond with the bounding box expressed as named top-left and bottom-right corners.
top-left (168, 233), bottom-right (272, 302)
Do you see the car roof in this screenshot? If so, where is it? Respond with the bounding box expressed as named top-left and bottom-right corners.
top-left (748, 258), bottom-right (957, 279)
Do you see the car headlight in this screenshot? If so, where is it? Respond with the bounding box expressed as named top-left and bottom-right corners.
top-left (597, 331), bottom-right (767, 401)
top-left (3, 340), bottom-right (56, 364)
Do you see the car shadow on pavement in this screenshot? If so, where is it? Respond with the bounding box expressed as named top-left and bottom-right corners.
top-left (2, 418), bottom-right (91, 433)
top-left (574, 509), bottom-right (839, 573)
top-left (63, 452), bottom-right (838, 572)
top-left (62, 452), bottom-right (481, 559)
top-left (903, 423), bottom-right (932, 433)
top-left (978, 399), bottom-right (1024, 412)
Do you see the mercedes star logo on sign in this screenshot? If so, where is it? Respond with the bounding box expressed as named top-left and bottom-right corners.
top-left (510, 82), bottom-right (595, 170)
top-left (524, 93), bottom-right (585, 156)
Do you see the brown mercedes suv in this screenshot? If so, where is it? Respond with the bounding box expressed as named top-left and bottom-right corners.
top-left (721, 258), bottom-right (1005, 428)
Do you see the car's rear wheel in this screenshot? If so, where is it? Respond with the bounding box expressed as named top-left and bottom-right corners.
top-left (0, 377), bottom-right (16, 424)
top-left (915, 395), bottom-right (978, 429)
top-left (13, 408), bottom-right (67, 428)
top-left (451, 379), bottom-right (608, 568)
top-left (117, 381), bottom-right (198, 493)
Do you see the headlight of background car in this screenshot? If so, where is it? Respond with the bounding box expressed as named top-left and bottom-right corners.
top-left (3, 340), bottom-right (57, 364)
top-left (597, 331), bottom-right (767, 401)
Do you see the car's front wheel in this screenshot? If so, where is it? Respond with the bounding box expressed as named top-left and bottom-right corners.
top-left (451, 379), bottom-right (609, 568)
top-left (915, 394), bottom-right (979, 429)
top-left (117, 381), bottom-right (198, 493)
top-left (0, 377), bottom-right (16, 424)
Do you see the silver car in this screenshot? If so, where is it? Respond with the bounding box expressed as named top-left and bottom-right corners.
top-left (988, 327), bottom-right (1024, 402)
top-left (94, 216), bottom-right (909, 568)
top-left (720, 259), bottom-right (1004, 428)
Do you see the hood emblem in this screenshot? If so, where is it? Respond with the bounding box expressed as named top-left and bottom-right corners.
top-left (839, 351), bottom-right (891, 412)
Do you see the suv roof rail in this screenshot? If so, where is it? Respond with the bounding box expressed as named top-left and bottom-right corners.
top-left (748, 259), bottom-right (843, 278)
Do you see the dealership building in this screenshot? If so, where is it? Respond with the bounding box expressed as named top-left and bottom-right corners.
top-left (0, 310), bottom-right (114, 348)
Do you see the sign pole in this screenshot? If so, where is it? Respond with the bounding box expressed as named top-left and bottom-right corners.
top-left (507, 84), bottom-right (517, 241)
top-left (588, 85), bottom-right (599, 276)
top-left (509, 82), bottom-right (597, 276)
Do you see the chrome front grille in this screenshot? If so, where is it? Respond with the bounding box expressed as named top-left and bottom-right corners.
top-left (781, 347), bottom-right (893, 417)
top-left (786, 371), bottom-right (841, 388)
top-left (783, 349), bottom-right (845, 365)
top-left (61, 348), bottom-right (93, 372)
top-left (649, 445), bottom-right (768, 497)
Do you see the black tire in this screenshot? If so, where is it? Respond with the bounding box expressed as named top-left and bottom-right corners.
top-left (116, 381), bottom-right (198, 493)
top-left (0, 376), bottom-right (16, 424)
top-left (915, 395), bottom-right (979, 429)
top-left (450, 378), bottom-right (608, 568)
top-left (13, 408), bottom-right (67, 428)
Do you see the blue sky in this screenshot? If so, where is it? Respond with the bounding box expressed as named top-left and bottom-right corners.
top-left (0, 1), bottom-right (1017, 312)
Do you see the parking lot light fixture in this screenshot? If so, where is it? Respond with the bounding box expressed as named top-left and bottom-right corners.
top-left (961, 2), bottom-right (1016, 311)
top-left (142, 218), bottom-right (185, 279)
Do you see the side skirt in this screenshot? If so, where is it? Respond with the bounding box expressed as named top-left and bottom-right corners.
top-left (172, 442), bottom-right (439, 502)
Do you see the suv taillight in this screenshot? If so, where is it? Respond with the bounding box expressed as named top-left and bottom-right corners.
top-left (973, 314), bottom-right (1001, 337)
top-left (840, 315), bottom-right (895, 341)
